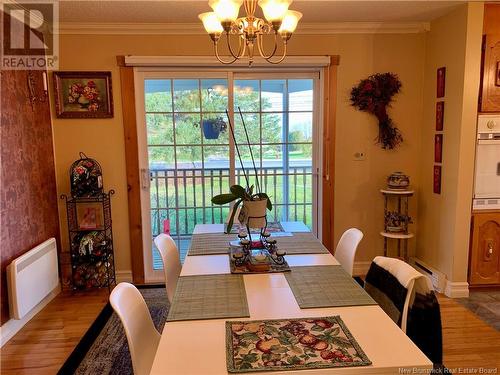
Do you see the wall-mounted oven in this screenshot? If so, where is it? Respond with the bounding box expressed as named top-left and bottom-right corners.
top-left (473, 115), bottom-right (500, 210)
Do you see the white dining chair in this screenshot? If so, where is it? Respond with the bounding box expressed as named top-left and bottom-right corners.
top-left (109, 283), bottom-right (161, 375)
top-left (334, 228), bottom-right (364, 276)
top-left (154, 233), bottom-right (182, 303)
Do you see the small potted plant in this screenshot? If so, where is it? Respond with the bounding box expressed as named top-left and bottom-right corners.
top-left (202, 117), bottom-right (227, 139)
top-left (212, 184), bottom-right (271, 233)
top-left (384, 211), bottom-right (413, 233)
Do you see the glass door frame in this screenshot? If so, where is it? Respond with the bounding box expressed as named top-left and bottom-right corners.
top-left (135, 69), bottom-right (324, 283)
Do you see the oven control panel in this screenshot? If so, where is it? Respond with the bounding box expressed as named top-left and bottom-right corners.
top-left (478, 115), bottom-right (500, 139)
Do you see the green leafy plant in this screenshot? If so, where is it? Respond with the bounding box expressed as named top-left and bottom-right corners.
top-left (212, 184), bottom-right (272, 234)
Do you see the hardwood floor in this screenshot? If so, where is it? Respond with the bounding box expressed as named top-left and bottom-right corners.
top-left (0, 290), bottom-right (498, 374)
top-left (0, 289), bottom-right (108, 375)
top-left (437, 294), bottom-right (500, 370)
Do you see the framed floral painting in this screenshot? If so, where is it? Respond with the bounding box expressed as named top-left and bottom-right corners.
top-left (53, 71), bottom-right (113, 118)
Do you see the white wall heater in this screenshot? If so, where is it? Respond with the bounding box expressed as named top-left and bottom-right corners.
top-left (6, 238), bottom-right (59, 319)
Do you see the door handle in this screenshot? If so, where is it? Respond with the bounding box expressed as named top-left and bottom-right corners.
top-left (140, 168), bottom-right (150, 190)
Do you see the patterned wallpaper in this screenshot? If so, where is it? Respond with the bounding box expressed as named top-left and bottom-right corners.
top-left (0, 70), bottom-right (60, 325)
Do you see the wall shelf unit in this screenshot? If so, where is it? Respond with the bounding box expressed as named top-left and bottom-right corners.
top-left (380, 189), bottom-right (414, 261)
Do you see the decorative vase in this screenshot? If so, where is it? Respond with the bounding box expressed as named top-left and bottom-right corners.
top-left (387, 172), bottom-right (410, 190)
top-left (78, 96), bottom-right (90, 108)
top-left (239, 199), bottom-right (268, 229)
top-left (202, 119), bottom-right (221, 139)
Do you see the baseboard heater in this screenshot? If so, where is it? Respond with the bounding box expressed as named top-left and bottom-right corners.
top-left (7, 238), bottom-right (59, 319)
top-left (410, 257), bottom-right (446, 293)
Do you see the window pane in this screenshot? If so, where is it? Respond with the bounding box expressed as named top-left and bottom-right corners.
top-left (204, 145), bottom-right (230, 170)
top-left (201, 79), bottom-right (228, 112)
top-left (289, 79), bottom-right (313, 111)
top-left (173, 79), bottom-right (200, 112)
top-left (262, 113), bottom-right (283, 143)
top-left (262, 144), bottom-right (283, 163)
top-left (147, 114), bottom-right (173, 145)
top-left (202, 113), bottom-right (229, 145)
top-left (175, 113), bottom-right (201, 145)
top-left (176, 145), bottom-right (202, 165)
top-left (289, 143), bottom-right (312, 163)
top-left (149, 146), bottom-right (174, 167)
top-left (289, 112), bottom-right (313, 143)
top-left (145, 79), bottom-right (171, 112)
top-left (238, 145), bottom-right (262, 189)
top-left (203, 175), bottom-right (230, 206)
top-left (235, 112), bottom-right (260, 145)
top-left (262, 80), bottom-right (285, 112)
top-left (234, 80), bottom-right (259, 112)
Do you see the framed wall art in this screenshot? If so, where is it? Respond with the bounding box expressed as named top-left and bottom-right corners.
top-left (433, 165), bottom-right (442, 194)
top-left (76, 203), bottom-right (104, 230)
top-left (434, 134), bottom-right (443, 163)
top-left (436, 67), bottom-right (446, 98)
top-left (53, 71), bottom-right (113, 118)
top-left (436, 101), bottom-right (444, 131)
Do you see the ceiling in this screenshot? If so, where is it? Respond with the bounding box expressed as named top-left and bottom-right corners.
top-left (59, 1), bottom-right (464, 24)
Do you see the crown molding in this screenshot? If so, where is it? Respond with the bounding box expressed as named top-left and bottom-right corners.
top-left (58, 21), bottom-right (430, 36)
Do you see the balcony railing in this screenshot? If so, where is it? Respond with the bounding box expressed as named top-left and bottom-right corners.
top-left (150, 162), bottom-right (313, 267)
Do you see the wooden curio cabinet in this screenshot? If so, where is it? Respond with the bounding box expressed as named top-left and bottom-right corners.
top-left (469, 212), bottom-right (500, 286)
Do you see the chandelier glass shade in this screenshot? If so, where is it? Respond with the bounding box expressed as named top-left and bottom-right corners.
top-left (198, 0), bottom-right (302, 65)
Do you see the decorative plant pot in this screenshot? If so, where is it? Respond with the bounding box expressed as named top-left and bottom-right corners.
top-left (387, 172), bottom-right (410, 190)
top-left (239, 199), bottom-right (267, 229)
top-left (202, 119), bottom-right (221, 139)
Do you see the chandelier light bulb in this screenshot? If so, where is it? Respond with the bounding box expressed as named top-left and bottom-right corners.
top-left (278, 10), bottom-right (302, 34)
top-left (208, 0), bottom-right (243, 23)
top-left (199, 12), bottom-right (224, 34)
top-left (258, 0), bottom-right (292, 22)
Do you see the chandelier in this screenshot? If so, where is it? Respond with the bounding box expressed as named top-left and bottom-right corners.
top-left (198, 0), bottom-right (302, 65)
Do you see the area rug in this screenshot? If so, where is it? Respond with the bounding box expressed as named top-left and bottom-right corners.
top-left (457, 290), bottom-right (500, 331)
top-left (58, 286), bottom-right (169, 375)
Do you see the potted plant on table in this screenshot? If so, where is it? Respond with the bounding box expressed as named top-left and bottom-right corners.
top-left (212, 184), bottom-right (271, 233)
top-left (211, 108), bottom-right (272, 234)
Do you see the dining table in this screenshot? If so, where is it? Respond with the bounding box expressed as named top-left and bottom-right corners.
top-left (150, 222), bottom-right (432, 374)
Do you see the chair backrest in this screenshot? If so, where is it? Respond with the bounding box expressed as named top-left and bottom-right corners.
top-left (154, 234), bottom-right (181, 303)
top-left (109, 283), bottom-right (161, 375)
top-left (334, 228), bottom-right (363, 276)
top-left (364, 256), bottom-right (419, 333)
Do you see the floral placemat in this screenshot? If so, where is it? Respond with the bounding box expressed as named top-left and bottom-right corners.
top-left (226, 316), bottom-right (371, 373)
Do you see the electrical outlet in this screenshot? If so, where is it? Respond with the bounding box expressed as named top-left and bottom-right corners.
top-left (353, 151), bottom-right (366, 161)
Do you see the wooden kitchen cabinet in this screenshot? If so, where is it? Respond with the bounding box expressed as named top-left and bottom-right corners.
top-left (469, 211), bottom-right (500, 285)
top-left (479, 34), bottom-right (500, 112)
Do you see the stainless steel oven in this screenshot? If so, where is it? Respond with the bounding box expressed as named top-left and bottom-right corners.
top-left (473, 115), bottom-right (500, 210)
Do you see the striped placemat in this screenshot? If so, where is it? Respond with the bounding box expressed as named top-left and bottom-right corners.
top-left (285, 265), bottom-right (377, 308)
top-left (188, 233), bottom-right (233, 256)
top-left (166, 274), bottom-right (250, 322)
top-left (275, 232), bottom-right (329, 254)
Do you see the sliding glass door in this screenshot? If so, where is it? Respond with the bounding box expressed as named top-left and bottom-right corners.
top-left (136, 71), bottom-right (320, 281)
